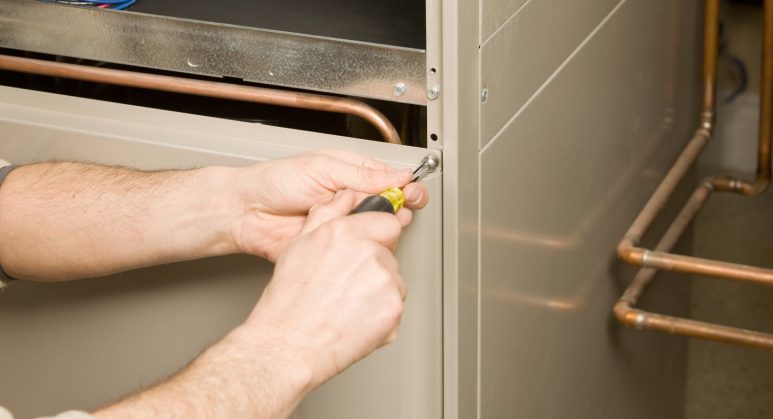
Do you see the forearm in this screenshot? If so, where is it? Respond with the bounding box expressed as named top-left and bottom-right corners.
top-left (0, 162), bottom-right (240, 281)
top-left (94, 326), bottom-right (312, 419)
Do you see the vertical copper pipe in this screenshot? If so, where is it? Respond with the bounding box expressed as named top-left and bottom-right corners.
top-left (617, 0), bottom-right (719, 262)
top-left (618, 183), bottom-right (712, 306)
top-left (753, 0), bottom-right (773, 189)
top-left (717, 0), bottom-right (773, 195)
top-left (617, 129), bottom-right (710, 261)
top-left (701, 0), bottom-right (721, 131)
top-left (0, 55), bottom-right (402, 145)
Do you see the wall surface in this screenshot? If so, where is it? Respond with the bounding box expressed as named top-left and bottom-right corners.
top-left (459, 0), bottom-right (702, 417)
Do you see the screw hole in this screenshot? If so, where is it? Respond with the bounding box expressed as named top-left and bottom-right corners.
top-left (430, 133), bottom-right (438, 141)
top-left (430, 67), bottom-right (437, 74)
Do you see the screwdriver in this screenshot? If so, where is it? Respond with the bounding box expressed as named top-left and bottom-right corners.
top-left (349, 154), bottom-right (440, 214)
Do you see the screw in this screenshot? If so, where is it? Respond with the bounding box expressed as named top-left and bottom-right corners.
top-left (481, 88), bottom-right (489, 103)
top-left (427, 84), bottom-right (440, 100)
top-left (393, 83), bottom-right (407, 97)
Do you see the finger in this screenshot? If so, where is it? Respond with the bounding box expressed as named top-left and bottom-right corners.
top-left (313, 149), bottom-right (393, 171)
top-left (401, 183), bottom-right (429, 209)
top-left (382, 271), bottom-right (408, 302)
top-left (347, 212), bottom-right (403, 249)
top-left (378, 254), bottom-right (406, 301)
top-left (394, 207), bottom-right (413, 228)
top-left (393, 272), bottom-right (407, 301)
top-left (298, 189), bottom-right (357, 236)
top-left (319, 156), bottom-right (412, 194)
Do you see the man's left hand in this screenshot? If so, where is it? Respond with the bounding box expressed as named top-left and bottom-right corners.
top-left (229, 150), bottom-right (430, 262)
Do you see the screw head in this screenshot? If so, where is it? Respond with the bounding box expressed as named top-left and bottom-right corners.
top-left (481, 88), bottom-right (489, 103)
top-left (393, 83), bottom-right (407, 97)
top-left (427, 84), bottom-right (440, 100)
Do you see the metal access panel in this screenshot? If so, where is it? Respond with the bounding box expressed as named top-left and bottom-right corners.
top-left (0, 86), bottom-right (443, 419)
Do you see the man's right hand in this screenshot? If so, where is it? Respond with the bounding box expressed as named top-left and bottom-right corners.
top-left (95, 184), bottom-right (416, 419)
top-left (241, 188), bottom-right (408, 390)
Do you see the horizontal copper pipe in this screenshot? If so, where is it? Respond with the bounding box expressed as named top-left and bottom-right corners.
top-left (615, 306), bottom-right (773, 349)
top-left (0, 55), bottom-right (402, 144)
top-left (641, 250), bottom-right (773, 284)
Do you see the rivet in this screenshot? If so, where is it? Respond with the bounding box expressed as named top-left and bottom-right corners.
top-left (427, 84), bottom-right (440, 100)
top-left (393, 83), bottom-right (407, 97)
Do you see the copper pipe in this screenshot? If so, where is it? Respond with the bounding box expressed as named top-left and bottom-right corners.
top-left (617, 0), bottom-right (719, 258)
top-left (741, 0), bottom-right (773, 194)
top-left (759, 0), bottom-right (773, 184)
top-left (615, 306), bottom-right (773, 349)
top-left (619, 183), bottom-right (712, 306)
top-left (700, 0), bottom-right (721, 131)
top-left (616, 180), bottom-right (773, 350)
top-left (622, 178), bottom-right (773, 287)
top-left (618, 0), bottom-right (773, 276)
top-left (708, 0), bottom-right (773, 196)
top-left (0, 55), bottom-right (402, 144)
top-left (615, 0), bottom-right (773, 350)
top-left (617, 128), bottom-right (711, 259)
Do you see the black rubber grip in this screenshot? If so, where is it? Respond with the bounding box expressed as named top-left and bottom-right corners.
top-left (349, 195), bottom-right (395, 214)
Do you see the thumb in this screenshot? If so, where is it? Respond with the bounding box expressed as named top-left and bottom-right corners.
top-left (298, 189), bottom-right (357, 236)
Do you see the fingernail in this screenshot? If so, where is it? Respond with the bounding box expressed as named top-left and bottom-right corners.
top-left (404, 187), bottom-right (423, 204)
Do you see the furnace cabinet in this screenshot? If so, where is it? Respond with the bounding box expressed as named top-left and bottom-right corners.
top-left (0, 1), bottom-right (699, 418)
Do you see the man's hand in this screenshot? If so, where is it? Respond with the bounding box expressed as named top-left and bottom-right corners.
top-left (243, 189), bottom-right (407, 387)
top-left (229, 150), bottom-right (429, 262)
top-left (95, 188), bottom-right (412, 419)
top-left (0, 151), bottom-right (428, 281)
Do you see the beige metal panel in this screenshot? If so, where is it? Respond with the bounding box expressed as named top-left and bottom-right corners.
top-left (439, 0), bottom-right (483, 418)
top-left (479, 0), bottom-right (620, 149)
top-left (0, 87), bottom-right (442, 419)
top-left (481, 0), bottom-right (528, 42)
top-left (479, 0), bottom-right (699, 417)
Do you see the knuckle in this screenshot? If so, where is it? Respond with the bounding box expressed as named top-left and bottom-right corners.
top-left (367, 266), bottom-right (392, 289)
top-left (316, 155), bottom-right (338, 172)
top-left (326, 218), bottom-right (355, 238)
top-left (387, 309), bottom-right (404, 334)
top-left (356, 164), bottom-right (378, 185)
top-left (385, 291), bottom-right (404, 320)
top-left (385, 330), bottom-right (399, 344)
top-left (360, 240), bottom-right (383, 259)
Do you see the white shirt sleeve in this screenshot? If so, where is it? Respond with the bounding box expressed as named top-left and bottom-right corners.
top-left (0, 406), bottom-right (94, 419)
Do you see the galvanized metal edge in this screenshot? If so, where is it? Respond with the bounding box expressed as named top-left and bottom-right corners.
top-left (0, 0), bottom-right (427, 105)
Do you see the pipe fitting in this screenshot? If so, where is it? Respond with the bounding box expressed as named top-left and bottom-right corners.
top-left (617, 243), bottom-right (646, 265)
